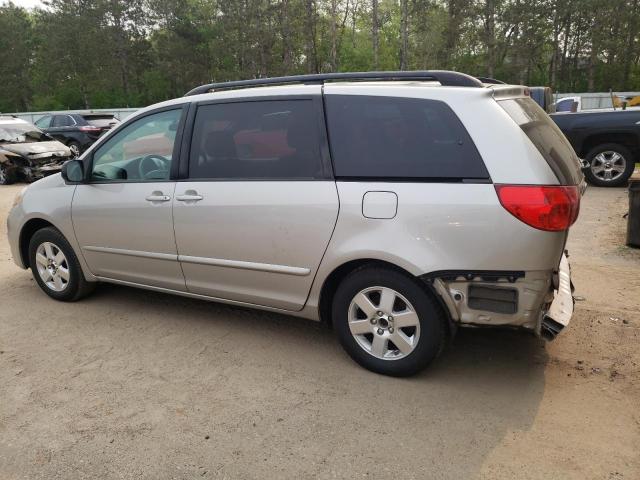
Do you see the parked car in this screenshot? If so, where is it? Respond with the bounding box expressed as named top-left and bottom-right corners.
top-left (7, 71), bottom-right (583, 376)
top-left (551, 109), bottom-right (640, 187)
top-left (0, 116), bottom-right (71, 185)
top-left (35, 113), bottom-right (119, 158)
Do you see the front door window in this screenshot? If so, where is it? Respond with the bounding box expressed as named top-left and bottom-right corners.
top-left (91, 109), bottom-right (182, 182)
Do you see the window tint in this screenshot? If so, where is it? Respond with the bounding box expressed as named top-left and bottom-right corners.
top-left (325, 95), bottom-right (488, 179)
top-left (34, 115), bottom-right (51, 129)
top-left (52, 115), bottom-right (74, 127)
top-left (189, 100), bottom-right (324, 179)
top-left (91, 108), bottom-right (182, 182)
top-left (499, 97), bottom-right (582, 185)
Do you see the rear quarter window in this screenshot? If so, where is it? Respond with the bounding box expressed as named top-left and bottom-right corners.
top-left (324, 95), bottom-right (488, 180)
top-left (498, 97), bottom-right (582, 185)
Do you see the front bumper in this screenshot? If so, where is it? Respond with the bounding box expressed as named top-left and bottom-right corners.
top-left (540, 253), bottom-right (574, 340)
top-left (29, 160), bottom-right (65, 179)
top-left (7, 204), bottom-right (26, 269)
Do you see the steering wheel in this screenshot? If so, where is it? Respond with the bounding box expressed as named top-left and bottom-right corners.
top-left (138, 154), bottom-right (170, 180)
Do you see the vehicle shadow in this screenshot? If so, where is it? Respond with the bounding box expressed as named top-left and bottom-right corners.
top-left (75, 284), bottom-right (548, 479)
top-left (0, 273), bottom-right (548, 479)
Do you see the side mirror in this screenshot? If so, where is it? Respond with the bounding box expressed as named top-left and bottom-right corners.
top-left (61, 160), bottom-right (85, 183)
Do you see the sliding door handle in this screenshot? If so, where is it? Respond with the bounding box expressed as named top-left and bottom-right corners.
top-left (176, 190), bottom-right (203, 202)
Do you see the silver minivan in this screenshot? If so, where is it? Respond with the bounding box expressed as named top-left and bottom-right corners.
top-left (7, 71), bottom-right (583, 376)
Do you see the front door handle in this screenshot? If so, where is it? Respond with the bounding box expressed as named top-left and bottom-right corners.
top-left (176, 190), bottom-right (203, 202)
top-left (145, 191), bottom-right (171, 202)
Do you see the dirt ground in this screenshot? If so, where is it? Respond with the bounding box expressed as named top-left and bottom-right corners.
top-left (0, 183), bottom-right (638, 480)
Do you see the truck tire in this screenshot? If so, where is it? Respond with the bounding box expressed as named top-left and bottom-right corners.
top-left (584, 143), bottom-right (635, 187)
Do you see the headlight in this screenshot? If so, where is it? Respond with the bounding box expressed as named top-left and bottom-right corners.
top-left (12, 187), bottom-right (27, 208)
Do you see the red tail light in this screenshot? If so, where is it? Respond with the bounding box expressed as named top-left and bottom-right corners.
top-left (495, 185), bottom-right (580, 232)
top-left (78, 126), bottom-right (101, 132)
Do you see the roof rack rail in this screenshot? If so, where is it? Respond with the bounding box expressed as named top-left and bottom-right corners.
top-left (184, 70), bottom-right (483, 96)
top-left (476, 76), bottom-right (505, 85)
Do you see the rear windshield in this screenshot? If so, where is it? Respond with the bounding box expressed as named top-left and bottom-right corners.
top-left (325, 95), bottom-right (489, 180)
top-left (498, 97), bottom-right (582, 185)
top-left (82, 115), bottom-right (117, 128)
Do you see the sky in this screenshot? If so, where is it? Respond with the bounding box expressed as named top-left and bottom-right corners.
top-left (4, 0), bottom-right (45, 8)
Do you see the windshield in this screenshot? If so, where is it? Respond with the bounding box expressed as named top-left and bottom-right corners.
top-left (0, 122), bottom-right (50, 144)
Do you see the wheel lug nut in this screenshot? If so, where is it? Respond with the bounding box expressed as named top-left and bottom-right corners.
top-left (377, 311), bottom-right (383, 317)
top-left (377, 328), bottom-right (384, 335)
top-left (370, 318), bottom-right (377, 325)
top-left (389, 327), bottom-right (394, 333)
top-left (388, 316), bottom-right (393, 322)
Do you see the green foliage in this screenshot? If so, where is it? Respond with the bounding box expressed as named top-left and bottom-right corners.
top-left (0, 2), bottom-right (33, 112)
top-left (1, 0), bottom-right (639, 111)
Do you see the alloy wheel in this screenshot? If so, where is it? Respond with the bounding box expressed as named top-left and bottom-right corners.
top-left (348, 286), bottom-right (421, 360)
top-left (591, 150), bottom-right (626, 182)
top-left (35, 242), bottom-right (70, 292)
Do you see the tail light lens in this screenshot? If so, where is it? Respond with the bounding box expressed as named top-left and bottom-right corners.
top-left (495, 185), bottom-right (580, 232)
top-left (78, 126), bottom-right (101, 132)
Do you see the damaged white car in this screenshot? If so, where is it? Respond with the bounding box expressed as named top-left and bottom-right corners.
top-left (0, 116), bottom-right (71, 185)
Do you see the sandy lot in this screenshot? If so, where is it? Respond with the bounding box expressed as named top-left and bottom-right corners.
top-left (0, 183), bottom-right (638, 480)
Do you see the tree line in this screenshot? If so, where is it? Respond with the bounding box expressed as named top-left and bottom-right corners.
top-left (0, 0), bottom-right (639, 113)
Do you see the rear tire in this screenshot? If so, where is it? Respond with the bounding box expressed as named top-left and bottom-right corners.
top-left (584, 143), bottom-right (635, 187)
top-left (28, 227), bottom-right (95, 302)
top-left (332, 266), bottom-right (446, 377)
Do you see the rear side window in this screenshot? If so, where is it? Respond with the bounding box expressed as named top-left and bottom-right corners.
top-left (34, 115), bottom-right (51, 128)
top-left (52, 115), bottom-right (75, 127)
top-left (324, 95), bottom-right (488, 179)
top-left (189, 100), bottom-right (324, 179)
top-left (499, 97), bottom-right (582, 185)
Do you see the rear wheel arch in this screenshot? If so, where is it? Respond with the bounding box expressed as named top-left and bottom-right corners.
top-left (318, 259), bottom-right (452, 334)
top-left (579, 133), bottom-right (639, 159)
top-left (19, 218), bottom-right (57, 268)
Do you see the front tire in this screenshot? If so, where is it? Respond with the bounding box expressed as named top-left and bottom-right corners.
top-left (28, 227), bottom-right (95, 301)
top-left (0, 164), bottom-right (15, 185)
top-left (68, 141), bottom-right (81, 159)
top-left (332, 266), bottom-right (446, 377)
top-left (584, 143), bottom-right (635, 187)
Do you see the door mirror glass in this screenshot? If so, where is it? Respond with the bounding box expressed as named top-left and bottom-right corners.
top-left (62, 160), bottom-right (84, 183)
